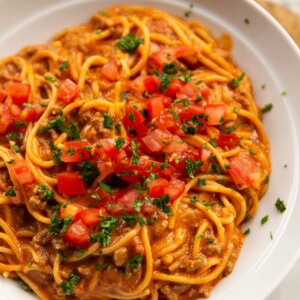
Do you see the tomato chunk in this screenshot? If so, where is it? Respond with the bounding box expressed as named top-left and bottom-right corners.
top-left (0, 104), bottom-right (14, 134)
top-left (61, 141), bottom-right (92, 163)
top-left (63, 220), bottom-right (90, 248)
top-left (205, 104), bottom-right (226, 126)
top-left (11, 161), bottom-right (35, 185)
top-left (130, 75), bottom-right (160, 94)
top-left (148, 178), bottom-right (170, 198)
top-left (57, 79), bottom-right (80, 103)
top-left (165, 78), bottom-right (185, 97)
top-left (147, 96), bottom-right (165, 119)
top-left (166, 178), bottom-right (185, 202)
top-left (151, 46), bottom-right (197, 68)
top-left (107, 187), bottom-right (139, 215)
top-left (123, 108), bottom-right (147, 137)
top-left (17, 107), bottom-right (37, 123)
top-left (76, 208), bottom-right (101, 226)
top-left (6, 82), bottom-right (31, 106)
top-left (102, 60), bottom-right (118, 81)
top-left (57, 172), bottom-right (85, 195)
top-left (228, 153), bottom-right (261, 189)
top-left (141, 129), bottom-right (172, 152)
top-left (217, 133), bottom-right (240, 149)
top-left (0, 85), bottom-right (7, 102)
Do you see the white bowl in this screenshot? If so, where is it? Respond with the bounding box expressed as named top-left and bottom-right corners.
top-left (0, 0), bottom-right (300, 299)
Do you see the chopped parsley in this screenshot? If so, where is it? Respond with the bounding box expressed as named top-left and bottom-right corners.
top-left (174, 98), bottom-right (190, 107)
top-left (244, 18), bottom-right (250, 24)
top-left (190, 196), bottom-right (199, 203)
top-left (120, 91), bottom-right (128, 100)
top-left (261, 215), bottom-right (269, 225)
top-left (123, 212), bottom-right (147, 226)
top-left (68, 122), bottom-right (81, 140)
top-left (244, 228), bottom-right (251, 235)
top-left (262, 103), bottom-right (273, 113)
top-left (52, 145), bottom-right (62, 165)
top-left (6, 131), bottom-right (19, 141)
top-left (49, 206), bottom-right (73, 237)
top-left (128, 255), bottom-right (144, 269)
top-left (275, 198), bottom-right (286, 213)
top-left (185, 159), bottom-right (203, 178)
top-left (131, 140), bottom-right (139, 164)
top-left (12, 144), bottom-right (21, 153)
top-left (78, 160), bottom-right (99, 184)
top-left (128, 111), bottom-right (135, 122)
top-left (44, 76), bottom-right (56, 83)
top-left (90, 216), bottom-right (118, 246)
top-left (115, 137), bottom-right (125, 151)
top-left (152, 194), bottom-right (172, 215)
top-left (184, 3), bottom-right (193, 18)
top-left (197, 178), bottom-right (206, 186)
top-left (59, 60), bottom-right (69, 71)
top-left (97, 182), bottom-right (112, 194)
top-left (14, 121), bottom-right (28, 128)
top-left (230, 72), bottom-right (245, 89)
top-left (249, 149), bottom-right (256, 155)
top-left (38, 117), bottom-right (67, 134)
top-left (209, 138), bottom-right (217, 148)
top-left (103, 112), bottom-right (114, 129)
top-left (5, 187), bottom-right (16, 197)
top-left (261, 84), bottom-right (266, 90)
top-left (117, 34), bottom-right (144, 54)
top-left (38, 184), bottom-right (54, 202)
top-left (224, 125), bottom-right (239, 134)
top-left (75, 249), bottom-right (87, 258)
top-left (158, 160), bottom-right (169, 170)
top-left (115, 123), bottom-right (121, 134)
top-left (163, 62), bottom-right (178, 75)
top-left (60, 273), bottom-right (80, 296)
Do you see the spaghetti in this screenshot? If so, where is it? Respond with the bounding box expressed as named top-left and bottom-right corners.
top-left (0, 5), bottom-right (270, 300)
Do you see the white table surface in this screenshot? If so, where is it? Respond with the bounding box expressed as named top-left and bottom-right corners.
top-left (0, 0), bottom-right (300, 299)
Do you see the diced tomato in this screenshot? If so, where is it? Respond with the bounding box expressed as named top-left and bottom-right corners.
top-left (0, 104), bottom-right (14, 134)
top-left (60, 204), bottom-right (83, 218)
top-left (228, 153), bottom-right (261, 189)
top-left (154, 110), bottom-right (177, 130)
top-left (169, 147), bottom-right (202, 174)
top-left (63, 220), bottom-right (90, 248)
top-left (165, 178), bottom-right (185, 202)
top-left (75, 208), bottom-right (101, 226)
top-left (148, 178), bottom-right (170, 198)
top-left (11, 161), bottom-right (35, 185)
top-left (217, 133), bottom-right (240, 149)
top-left (9, 104), bottom-right (21, 117)
top-left (163, 137), bottom-right (188, 155)
top-left (93, 185), bottom-right (112, 207)
top-left (141, 129), bottom-right (172, 152)
top-left (130, 75), bottom-right (160, 94)
top-left (102, 60), bottom-right (118, 81)
top-left (147, 96), bottom-right (165, 119)
top-left (0, 85), bottom-right (7, 102)
top-left (151, 46), bottom-right (197, 68)
top-left (123, 108), bottom-right (147, 137)
top-left (97, 159), bottom-right (114, 178)
top-left (57, 172), bottom-right (85, 195)
top-left (176, 82), bottom-right (199, 102)
top-left (57, 79), bottom-right (80, 104)
top-left (17, 107), bottom-right (37, 122)
top-left (61, 141), bottom-right (92, 163)
top-left (100, 138), bottom-right (128, 159)
top-left (200, 147), bottom-right (211, 172)
top-left (107, 187), bottom-right (139, 215)
top-left (6, 82), bottom-right (31, 106)
top-left (179, 105), bottom-right (205, 121)
top-left (205, 104), bottom-right (226, 126)
top-left (165, 78), bottom-right (185, 97)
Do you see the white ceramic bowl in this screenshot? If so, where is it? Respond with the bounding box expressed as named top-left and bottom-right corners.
top-left (0, 0), bottom-right (300, 299)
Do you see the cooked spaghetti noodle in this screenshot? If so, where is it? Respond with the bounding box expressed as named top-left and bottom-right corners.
top-left (0, 5), bottom-right (270, 300)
